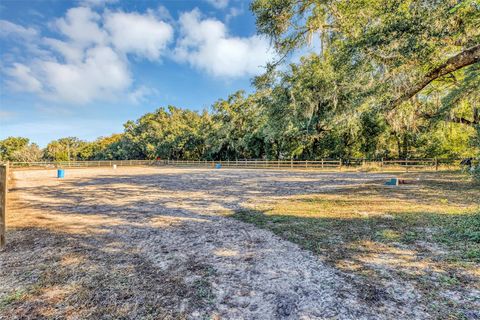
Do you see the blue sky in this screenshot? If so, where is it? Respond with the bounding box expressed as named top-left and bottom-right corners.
top-left (0, 0), bottom-right (275, 146)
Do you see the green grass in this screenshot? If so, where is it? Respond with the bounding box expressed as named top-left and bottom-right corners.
top-left (234, 209), bottom-right (480, 263)
top-left (232, 172), bottom-right (480, 317)
top-left (0, 290), bottom-right (26, 309)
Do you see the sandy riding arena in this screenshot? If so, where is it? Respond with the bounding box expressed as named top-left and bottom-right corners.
top-left (1, 167), bottom-right (478, 319)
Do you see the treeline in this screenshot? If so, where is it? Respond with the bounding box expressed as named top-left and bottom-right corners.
top-left (1, 87), bottom-right (477, 162)
top-left (1, 0), bottom-right (479, 162)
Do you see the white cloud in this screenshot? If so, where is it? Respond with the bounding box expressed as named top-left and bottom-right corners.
top-left (78, 0), bottom-right (118, 7)
top-left (0, 21), bottom-right (51, 60)
top-left (2, 7), bottom-right (174, 104)
top-left (2, 6), bottom-right (272, 105)
top-left (104, 11), bottom-right (173, 60)
top-left (205, 0), bottom-right (229, 9)
top-left (155, 5), bottom-right (173, 23)
top-left (4, 7), bottom-right (131, 104)
top-left (54, 7), bottom-right (107, 47)
top-left (174, 9), bottom-right (273, 78)
top-left (43, 37), bottom-right (84, 63)
top-left (128, 86), bottom-right (156, 104)
top-left (226, 7), bottom-right (243, 22)
top-left (5, 63), bottom-right (43, 92)
top-left (38, 46), bottom-right (131, 104)
top-left (0, 20), bottom-right (38, 39)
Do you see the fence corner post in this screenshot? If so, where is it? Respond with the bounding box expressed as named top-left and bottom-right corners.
top-left (0, 161), bottom-right (8, 251)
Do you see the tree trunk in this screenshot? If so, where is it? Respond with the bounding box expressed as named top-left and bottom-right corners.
top-left (396, 135), bottom-right (402, 158)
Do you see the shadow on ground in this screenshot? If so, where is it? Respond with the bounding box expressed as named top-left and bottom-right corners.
top-left (0, 223), bottom-right (217, 319)
top-left (1, 169), bottom-right (478, 319)
top-left (231, 174), bottom-right (480, 319)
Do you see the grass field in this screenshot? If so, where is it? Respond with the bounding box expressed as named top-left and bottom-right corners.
top-left (1, 167), bottom-right (478, 319)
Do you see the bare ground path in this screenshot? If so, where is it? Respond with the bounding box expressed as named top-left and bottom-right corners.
top-left (1, 167), bottom-right (430, 319)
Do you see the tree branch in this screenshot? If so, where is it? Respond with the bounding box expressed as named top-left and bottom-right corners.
top-left (449, 116), bottom-right (479, 126)
top-left (388, 44), bottom-right (480, 111)
top-left (421, 109), bottom-right (480, 127)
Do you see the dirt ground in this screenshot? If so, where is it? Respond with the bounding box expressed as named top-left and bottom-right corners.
top-left (0, 167), bottom-right (476, 319)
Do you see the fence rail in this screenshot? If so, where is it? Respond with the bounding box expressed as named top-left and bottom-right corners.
top-left (9, 160), bottom-right (158, 169)
top-left (164, 159), bottom-right (342, 169)
top-left (6, 158), bottom-right (469, 172)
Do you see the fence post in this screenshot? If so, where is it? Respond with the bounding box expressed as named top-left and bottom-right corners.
top-left (435, 158), bottom-right (438, 171)
top-left (339, 159), bottom-right (342, 171)
top-left (291, 159), bottom-right (293, 169)
top-left (0, 162), bottom-right (8, 250)
top-left (305, 160), bottom-right (308, 169)
top-left (321, 159), bottom-right (324, 169)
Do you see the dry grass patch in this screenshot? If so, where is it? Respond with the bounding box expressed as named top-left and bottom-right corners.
top-left (0, 229), bottom-right (215, 319)
top-left (233, 172), bottom-right (480, 319)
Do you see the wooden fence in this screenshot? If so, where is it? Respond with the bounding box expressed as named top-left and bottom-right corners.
top-left (164, 159), bottom-right (342, 169)
top-left (0, 163), bottom-right (8, 250)
top-left (10, 160), bottom-right (158, 169)
top-left (8, 158), bottom-right (466, 171)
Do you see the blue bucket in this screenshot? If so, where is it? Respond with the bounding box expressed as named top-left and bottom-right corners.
top-left (57, 169), bottom-right (65, 178)
top-left (385, 178), bottom-right (398, 186)
top-left (215, 163), bottom-right (222, 169)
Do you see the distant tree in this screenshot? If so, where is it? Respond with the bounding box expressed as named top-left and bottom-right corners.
top-left (0, 137), bottom-right (30, 161)
top-left (118, 106), bottom-right (209, 160)
top-left (44, 137), bottom-right (87, 161)
top-left (89, 134), bottom-right (123, 160)
top-left (207, 91), bottom-right (267, 160)
top-left (11, 143), bottom-right (42, 162)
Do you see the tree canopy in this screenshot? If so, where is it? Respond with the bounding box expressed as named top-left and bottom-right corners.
top-left (252, 0), bottom-right (479, 110)
top-left (1, 0), bottom-right (479, 162)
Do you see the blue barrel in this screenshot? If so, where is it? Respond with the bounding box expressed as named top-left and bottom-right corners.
top-left (384, 177), bottom-right (398, 186)
top-left (57, 169), bottom-right (65, 178)
top-left (215, 163), bottom-right (222, 169)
